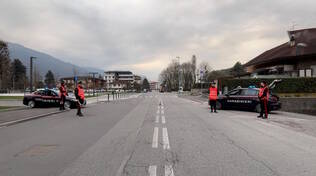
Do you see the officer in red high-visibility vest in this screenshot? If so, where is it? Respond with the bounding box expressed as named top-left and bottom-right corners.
top-left (59, 81), bottom-right (68, 110)
top-left (257, 81), bottom-right (269, 119)
top-left (75, 81), bottom-right (85, 117)
top-left (209, 82), bottom-right (218, 113)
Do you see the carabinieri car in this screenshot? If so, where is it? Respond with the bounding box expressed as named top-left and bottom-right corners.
top-left (23, 89), bottom-right (79, 109)
top-left (216, 87), bottom-right (281, 112)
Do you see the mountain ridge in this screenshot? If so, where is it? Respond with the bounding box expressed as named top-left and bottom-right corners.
top-left (8, 42), bottom-right (104, 79)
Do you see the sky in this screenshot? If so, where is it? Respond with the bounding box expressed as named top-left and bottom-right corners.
top-left (0, 0), bottom-right (316, 81)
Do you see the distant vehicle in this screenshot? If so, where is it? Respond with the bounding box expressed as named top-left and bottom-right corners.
top-left (23, 89), bottom-right (82, 109)
top-left (217, 80), bottom-right (282, 112)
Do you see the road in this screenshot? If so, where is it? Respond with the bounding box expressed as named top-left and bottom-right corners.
top-left (0, 92), bottom-right (316, 176)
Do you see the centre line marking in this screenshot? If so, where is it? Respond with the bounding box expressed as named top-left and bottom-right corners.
top-left (148, 165), bottom-right (157, 176)
top-left (165, 165), bottom-right (175, 176)
top-left (162, 127), bottom-right (170, 150)
top-left (155, 115), bottom-right (159, 123)
top-left (152, 127), bottom-right (159, 148)
top-left (161, 115), bottom-right (166, 124)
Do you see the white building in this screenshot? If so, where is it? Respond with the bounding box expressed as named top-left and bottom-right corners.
top-left (104, 71), bottom-right (134, 90)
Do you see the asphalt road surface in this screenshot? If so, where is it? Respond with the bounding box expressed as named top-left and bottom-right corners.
top-left (1, 92), bottom-right (316, 176)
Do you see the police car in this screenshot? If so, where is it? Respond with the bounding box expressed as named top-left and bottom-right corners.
top-left (217, 80), bottom-right (282, 112)
top-left (23, 89), bottom-right (79, 109)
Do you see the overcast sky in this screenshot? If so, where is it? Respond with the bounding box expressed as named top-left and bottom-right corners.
top-left (1, 0), bottom-right (315, 80)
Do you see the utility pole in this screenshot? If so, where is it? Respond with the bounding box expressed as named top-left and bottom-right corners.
top-left (30, 56), bottom-right (36, 92)
top-left (89, 72), bottom-right (98, 96)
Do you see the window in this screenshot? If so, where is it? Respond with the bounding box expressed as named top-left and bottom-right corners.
top-left (306, 69), bottom-right (312, 77)
top-left (229, 89), bottom-right (241, 96)
top-left (299, 69), bottom-right (305, 77)
top-left (241, 89), bottom-right (258, 96)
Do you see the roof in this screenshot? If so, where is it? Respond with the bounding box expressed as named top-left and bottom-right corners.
top-left (245, 28), bottom-right (316, 67)
top-left (104, 71), bottom-right (133, 75)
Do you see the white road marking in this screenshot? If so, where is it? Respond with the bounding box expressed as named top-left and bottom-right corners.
top-left (155, 115), bottom-right (159, 123)
top-left (162, 127), bottom-right (170, 150)
top-left (161, 115), bottom-right (166, 124)
top-left (161, 106), bottom-right (164, 110)
top-left (148, 165), bottom-right (157, 176)
top-left (165, 165), bottom-right (175, 176)
top-left (152, 127), bottom-right (159, 148)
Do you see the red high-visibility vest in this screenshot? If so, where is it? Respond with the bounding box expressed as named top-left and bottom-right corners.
top-left (258, 86), bottom-right (269, 100)
top-left (77, 85), bottom-right (85, 99)
top-left (209, 87), bottom-right (218, 100)
top-left (59, 85), bottom-right (67, 97)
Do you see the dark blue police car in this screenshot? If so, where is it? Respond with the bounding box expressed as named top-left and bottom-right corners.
top-left (23, 89), bottom-right (79, 109)
top-left (217, 87), bottom-right (281, 112)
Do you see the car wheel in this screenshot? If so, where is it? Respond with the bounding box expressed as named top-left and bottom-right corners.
top-left (28, 100), bottom-right (36, 108)
top-left (255, 104), bottom-right (261, 113)
top-left (64, 101), bottom-right (71, 109)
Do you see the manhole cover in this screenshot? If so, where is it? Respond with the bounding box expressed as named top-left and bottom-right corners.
top-left (16, 145), bottom-right (58, 157)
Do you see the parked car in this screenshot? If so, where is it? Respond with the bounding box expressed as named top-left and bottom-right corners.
top-left (23, 89), bottom-right (82, 109)
top-left (216, 80), bottom-right (282, 112)
top-left (217, 87), bottom-right (281, 112)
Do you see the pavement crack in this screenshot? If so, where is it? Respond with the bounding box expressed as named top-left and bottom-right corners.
top-left (220, 132), bottom-right (281, 176)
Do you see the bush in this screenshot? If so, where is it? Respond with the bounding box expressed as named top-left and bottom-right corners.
top-left (218, 78), bottom-right (316, 93)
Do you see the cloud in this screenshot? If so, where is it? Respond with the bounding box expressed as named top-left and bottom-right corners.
top-left (0, 0), bottom-right (316, 80)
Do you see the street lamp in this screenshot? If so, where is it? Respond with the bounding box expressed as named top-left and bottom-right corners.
top-left (30, 56), bottom-right (36, 92)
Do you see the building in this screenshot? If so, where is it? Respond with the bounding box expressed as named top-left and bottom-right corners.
top-left (244, 28), bottom-right (316, 78)
top-left (149, 81), bottom-right (159, 90)
top-left (61, 76), bottom-right (106, 90)
top-left (104, 71), bottom-right (134, 90)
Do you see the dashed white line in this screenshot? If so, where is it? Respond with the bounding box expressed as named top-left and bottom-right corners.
top-left (165, 165), bottom-right (175, 176)
top-left (161, 115), bottom-right (166, 124)
top-left (148, 165), bottom-right (157, 176)
top-left (162, 127), bottom-right (170, 150)
top-left (155, 115), bottom-right (160, 123)
top-left (152, 127), bottom-right (159, 148)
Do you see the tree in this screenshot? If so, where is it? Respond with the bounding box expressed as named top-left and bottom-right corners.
top-left (0, 40), bottom-right (11, 91)
top-left (10, 59), bottom-right (26, 90)
top-left (44, 70), bottom-right (56, 88)
top-left (142, 78), bottom-right (150, 91)
top-left (230, 61), bottom-right (246, 78)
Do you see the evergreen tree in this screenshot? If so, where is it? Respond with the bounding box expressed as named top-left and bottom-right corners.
top-left (44, 70), bottom-right (56, 88)
top-left (0, 40), bottom-right (11, 91)
top-left (10, 59), bottom-right (26, 90)
top-left (231, 61), bottom-right (246, 78)
top-left (142, 78), bottom-right (150, 91)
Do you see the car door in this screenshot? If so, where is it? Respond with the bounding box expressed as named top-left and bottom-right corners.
top-left (42, 90), bottom-right (59, 107)
top-left (238, 89), bottom-right (257, 110)
top-left (225, 89), bottom-right (242, 109)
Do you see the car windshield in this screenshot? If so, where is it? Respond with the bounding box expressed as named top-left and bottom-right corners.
top-left (241, 89), bottom-right (258, 96)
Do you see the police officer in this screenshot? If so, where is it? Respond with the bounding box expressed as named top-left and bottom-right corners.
top-left (75, 81), bottom-right (85, 117)
top-left (209, 82), bottom-right (218, 113)
top-left (257, 81), bottom-right (269, 119)
top-left (59, 81), bottom-right (68, 110)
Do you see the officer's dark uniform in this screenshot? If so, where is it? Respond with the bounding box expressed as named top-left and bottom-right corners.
top-left (209, 85), bottom-right (218, 113)
top-left (258, 85), bottom-right (269, 119)
top-left (75, 83), bottom-right (85, 117)
top-left (59, 82), bottom-right (67, 110)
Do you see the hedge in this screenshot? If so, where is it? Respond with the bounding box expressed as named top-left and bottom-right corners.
top-left (218, 78), bottom-right (316, 93)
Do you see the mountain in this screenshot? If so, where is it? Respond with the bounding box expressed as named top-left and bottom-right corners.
top-left (8, 43), bottom-right (104, 79)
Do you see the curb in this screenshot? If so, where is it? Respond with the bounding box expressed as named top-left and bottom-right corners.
top-left (0, 110), bottom-right (69, 127)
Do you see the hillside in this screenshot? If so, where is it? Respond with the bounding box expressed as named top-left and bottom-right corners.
top-left (8, 43), bottom-right (104, 78)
